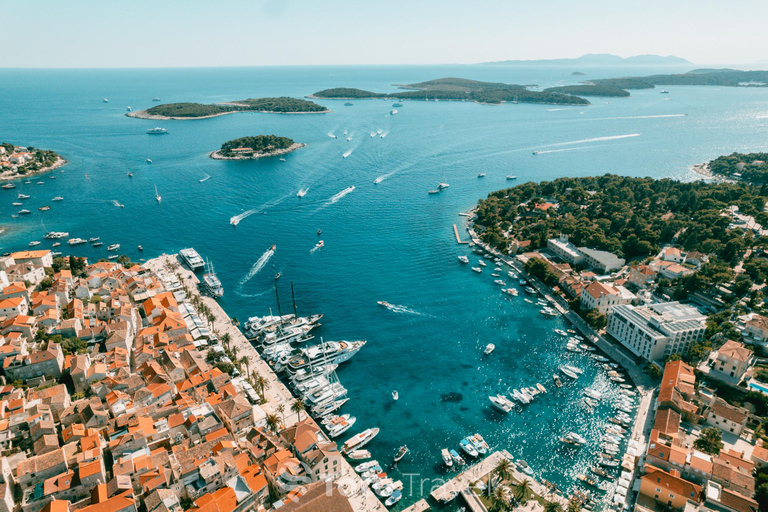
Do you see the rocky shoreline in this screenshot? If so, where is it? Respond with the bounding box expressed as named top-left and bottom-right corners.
top-left (127, 109), bottom-right (329, 121)
top-left (0, 156), bottom-right (67, 182)
top-left (209, 142), bottom-right (306, 160)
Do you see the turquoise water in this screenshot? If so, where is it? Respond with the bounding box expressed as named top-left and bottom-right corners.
top-left (2, 65), bottom-right (768, 508)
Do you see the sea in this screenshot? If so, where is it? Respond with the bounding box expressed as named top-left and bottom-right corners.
top-left (1, 65), bottom-right (767, 509)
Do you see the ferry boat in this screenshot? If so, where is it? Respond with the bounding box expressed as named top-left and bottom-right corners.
top-left (107, 244), bottom-right (120, 251)
top-left (341, 428), bottom-right (380, 454)
top-left (44, 231), bottom-right (69, 239)
top-left (179, 248), bottom-right (205, 271)
top-left (2, 183), bottom-right (16, 189)
top-left (458, 255), bottom-right (469, 264)
top-left (202, 260), bottom-right (224, 298)
top-left (394, 445), bottom-right (409, 462)
top-left (146, 127), bottom-right (168, 134)
top-left (68, 238), bottom-right (87, 245)
top-left (441, 448), bottom-right (453, 467)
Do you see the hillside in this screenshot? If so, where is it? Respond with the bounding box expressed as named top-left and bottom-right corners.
top-left (211, 135), bottom-right (304, 160)
top-left (128, 97), bottom-right (328, 119)
top-left (543, 85), bottom-right (631, 97)
top-left (592, 69), bottom-right (768, 89)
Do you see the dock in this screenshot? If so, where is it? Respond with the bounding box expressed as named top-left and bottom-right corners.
top-left (430, 450), bottom-right (512, 502)
top-left (454, 224), bottom-right (469, 244)
top-left (401, 499), bottom-right (430, 512)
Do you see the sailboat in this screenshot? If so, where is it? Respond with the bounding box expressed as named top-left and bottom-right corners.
top-left (155, 185), bottom-right (161, 203)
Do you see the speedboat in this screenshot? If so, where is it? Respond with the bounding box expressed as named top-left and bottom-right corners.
top-left (68, 238), bottom-right (87, 245)
top-left (327, 416), bottom-right (356, 438)
top-left (385, 490), bottom-right (402, 507)
top-left (560, 367), bottom-right (578, 379)
top-left (536, 383), bottom-right (547, 393)
top-left (2, 183), bottom-right (16, 189)
top-left (471, 267), bottom-right (482, 273)
top-left (17, 193), bottom-right (30, 199)
top-left (470, 434), bottom-right (488, 455)
top-left (518, 460), bottom-right (534, 476)
top-left (28, 241), bottom-right (41, 247)
top-left (494, 280), bottom-right (506, 286)
top-left (441, 448), bottom-right (453, 467)
top-left (478, 260), bottom-right (486, 267)
top-left (394, 445), bottom-right (409, 462)
top-left (355, 460), bottom-right (380, 473)
top-left (17, 209), bottom-right (31, 214)
top-left (348, 450), bottom-right (371, 460)
top-left (92, 242), bottom-right (103, 247)
top-left (147, 127), bottom-right (168, 134)
top-left (477, 173), bottom-right (486, 178)
top-left (458, 255), bottom-right (469, 264)
top-left (52, 196), bottom-right (63, 201)
top-left (484, 343), bottom-right (495, 355)
top-left (107, 244), bottom-right (120, 251)
top-left (583, 389), bottom-right (602, 401)
top-left (449, 449), bottom-right (465, 465)
top-left (392, 390), bottom-right (399, 401)
top-left (489, 395), bottom-right (514, 413)
top-left (506, 175), bottom-right (517, 180)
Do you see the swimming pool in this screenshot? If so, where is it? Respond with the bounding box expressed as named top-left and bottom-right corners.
top-left (748, 381), bottom-right (768, 395)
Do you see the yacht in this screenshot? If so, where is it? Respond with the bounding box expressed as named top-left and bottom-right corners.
top-left (458, 255), bottom-right (469, 264)
top-left (89, 237), bottom-right (100, 242)
top-left (202, 260), bottom-right (224, 298)
top-left (560, 433), bottom-right (586, 447)
top-left (108, 254), bottom-right (119, 260)
top-left (441, 448), bottom-right (453, 467)
top-left (459, 438), bottom-right (478, 458)
top-left (478, 260), bottom-right (486, 267)
top-left (560, 367), bottom-right (578, 379)
top-left (341, 428), bottom-right (380, 454)
top-left (68, 238), bottom-right (87, 245)
top-left (147, 127), bottom-right (168, 134)
top-left (488, 394), bottom-right (514, 413)
top-left (385, 491), bottom-right (402, 507)
top-left (563, 364), bottom-right (583, 374)
top-left (92, 242), bottom-right (103, 247)
top-left (392, 390), bottom-right (398, 401)
top-left (155, 184), bottom-right (161, 203)
top-left (348, 450), bottom-right (371, 460)
top-left (17, 193), bottom-right (30, 199)
top-left (285, 340), bottom-right (366, 373)
top-left (506, 175), bottom-right (517, 180)
top-left (52, 196), bottom-right (63, 201)
top-left (12, 202), bottom-right (22, 207)
top-left (477, 173), bottom-right (486, 178)
top-left (327, 416), bottom-right (356, 438)
top-left (437, 182), bottom-right (449, 190)
top-left (28, 241), bottom-right (41, 247)
top-left (3, 183), bottom-right (17, 189)
top-left (583, 389), bottom-right (603, 401)
top-left (179, 248), bottom-right (205, 270)
top-left (103, 98), bottom-right (108, 103)
top-left (18, 209), bottom-right (31, 214)
top-left (146, 158), bottom-right (152, 164)
top-left (107, 244), bottom-right (120, 251)
top-left (126, 106), bottom-right (131, 111)
top-left (44, 231), bottom-right (69, 239)
top-left (484, 343), bottom-right (495, 355)
top-left (394, 445), bottom-right (409, 462)
top-left (354, 460), bottom-right (379, 473)
top-left (390, 109), bottom-right (398, 115)
top-left (471, 267), bottom-right (482, 273)
top-left (471, 434), bottom-right (489, 454)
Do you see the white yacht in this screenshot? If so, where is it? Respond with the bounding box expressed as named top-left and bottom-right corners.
top-left (68, 238), bottom-right (87, 245)
top-left (506, 175), bottom-right (517, 180)
top-left (179, 248), bottom-right (205, 271)
top-left (107, 244), bottom-right (120, 251)
top-left (44, 231), bottom-right (69, 239)
top-left (484, 343), bottom-right (495, 355)
top-left (341, 428), bottom-right (380, 454)
top-left (202, 260), bottom-right (224, 298)
top-left (52, 196), bottom-right (63, 201)
top-left (441, 448), bottom-right (453, 467)
top-left (147, 127), bottom-right (168, 134)
top-left (458, 255), bottom-right (469, 264)
top-left (28, 241), bottom-right (41, 247)
top-left (390, 109), bottom-right (398, 115)
top-left (286, 340), bottom-right (366, 373)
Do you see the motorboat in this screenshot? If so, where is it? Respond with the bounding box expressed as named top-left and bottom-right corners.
top-left (348, 450), bottom-right (371, 460)
top-left (560, 367), bottom-right (578, 379)
top-left (28, 241), bottom-right (41, 247)
top-left (536, 383), bottom-right (547, 393)
top-left (471, 267), bottom-right (482, 273)
top-left (553, 374), bottom-right (563, 387)
top-left (477, 173), bottom-right (486, 178)
top-left (327, 416), bottom-right (356, 438)
top-left (506, 175), bottom-right (517, 180)
top-left (385, 490), bottom-right (402, 507)
top-left (470, 434), bottom-right (488, 455)
top-left (478, 260), bottom-right (486, 267)
top-left (563, 364), bottom-right (583, 375)
top-left (107, 244), bottom-right (120, 251)
top-left (484, 343), bottom-right (495, 355)
top-left (392, 390), bottom-right (399, 401)
top-left (147, 127), bottom-right (168, 134)
top-left (518, 460), bottom-right (534, 476)
top-left (341, 428), bottom-right (380, 454)
top-left (355, 460), bottom-right (380, 473)
top-left (583, 389), bottom-right (602, 401)
top-left (394, 445), bottom-right (409, 462)
top-left (458, 255), bottom-right (469, 264)
top-left (460, 438), bottom-right (479, 458)
top-left (441, 448), bottom-right (453, 467)
top-left (68, 238), bottom-right (87, 245)
top-left (449, 449), bottom-right (465, 465)
top-left (489, 395), bottom-right (514, 413)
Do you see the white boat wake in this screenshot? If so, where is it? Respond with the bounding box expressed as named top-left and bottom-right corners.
top-left (594, 114), bottom-right (686, 121)
top-left (379, 131), bottom-right (389, 138)
top-left (230, 209), bottom-right (258, 226)
top-left (533, 146), bottom-right (599, 155)
top-left (380, 303), bottom-right (422, 315)
top-left (374, 172), bottom-right (395, 184)
top-left (757, 115), bottom-right (768, 119)
top-left (343, 148), bottom-right (354, 158)
top-left (538, 133), bottom-right (640, 150)
top-left (328, 132), bottom-right (337, 138)
top-left (297, 188), bottom-right (309, 198)
top-left (546, 108), bottom-right (570, 112)
top-left (309, 242), bottom-right (324, 253)
top-left (325, 186), bottom-right (355, 205)
top-left (238, 246), bottom-right (275, 289)
top-left (111, 200), bottom-right (123, 207)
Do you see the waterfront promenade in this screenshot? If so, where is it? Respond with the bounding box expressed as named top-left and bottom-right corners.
top-left (145, 254), bottom-right (387, 512)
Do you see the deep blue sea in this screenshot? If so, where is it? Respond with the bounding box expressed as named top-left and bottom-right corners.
top-left (2, 65), bottom-right (768, 508)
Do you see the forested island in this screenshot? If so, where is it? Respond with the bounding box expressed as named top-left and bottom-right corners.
top-left (475, 174), bottom-right (767, 267)
top-left (0, 142), bottom-right (66, 181)
top-left (210, 135), bottom-right (304, 160)
top-left (310, 77), bottom-right (592, 105)
top-left (128, 97), bottom-right (328, 120)
top-left (544, 84), bottom-right (630, 97)
top-left (591, 68), bottom-right (768, 90)
top-left (702, 152), bottom-right (768, 184)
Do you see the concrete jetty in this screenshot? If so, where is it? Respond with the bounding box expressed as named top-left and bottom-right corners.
top-left (454, 224), bottom-right (469, 244)
top-left (401, 499), bottom-right (431, 512)
top-left (431, 450), bottom-right (512, 502)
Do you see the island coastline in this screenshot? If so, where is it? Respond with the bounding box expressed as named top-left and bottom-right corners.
top-left (210, 142), bottom-right (305, 160)
top-left (0, 155), bottom-right (67, 182)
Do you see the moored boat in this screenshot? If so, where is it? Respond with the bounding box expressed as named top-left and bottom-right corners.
top-left (341, 428), bottom-right (380, 454)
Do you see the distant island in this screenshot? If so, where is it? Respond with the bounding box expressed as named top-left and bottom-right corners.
top-left (0, 142), bottom-right (66, 181)
top-left (693, 152), bottom-right (768, 184)
top-left (591, 68), bottom-right (768, 90)
top-left (571, 71), bottom-right (586, 76)
top-left (482, 53), bottom-right (692, 66)
top-left (128, 97), bottom-right (328, 120)
top-left (210, 135), bottom-right (305, 160)
top-left (544, 84), bottom-right (630, 97)
top-left (310, 77), bottom-right (591, 106)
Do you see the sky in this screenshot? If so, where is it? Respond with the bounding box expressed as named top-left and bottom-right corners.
top-left (2, 0), bottom-right (767, 68)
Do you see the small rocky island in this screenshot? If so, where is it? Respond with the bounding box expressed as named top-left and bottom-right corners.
top-left (210, 135), bottom-right (305, 160)
top-left (0, 142), bottom-right (66, 181)
top-left (128, 97), bottom-right (328, 120)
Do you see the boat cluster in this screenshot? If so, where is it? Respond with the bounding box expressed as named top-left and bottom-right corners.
top-left (353, 456), bottom-right (403, 506)
top-left (440, 433), bottom-right (489, 468)
top-left (488, 382), bottom-right (547, 413)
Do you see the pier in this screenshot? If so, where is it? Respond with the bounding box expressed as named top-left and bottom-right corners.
top-left (401, 499), bottom-right (430, 512)
top-left (454, 224), bottom-right (469, 244)
top-left (431, 450), bottom-right (512, 502)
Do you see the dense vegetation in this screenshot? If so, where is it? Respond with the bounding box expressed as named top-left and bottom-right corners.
top-left (1, 142), bottom-right (60, 174)
top-left (475, 175), bottom-right (768, 266)
top-left (311, 77), bottom-right (591, 105)
top-left (592, 69), bottom-right (768, 90)
top-left (219, 135), bottom-right (296, 156)
top-left (708, 152), bottom-right (768, 184)
top-left (143, 97), bottom-right (327, 118)
top-left (543, 85), bottom-right (630, 97)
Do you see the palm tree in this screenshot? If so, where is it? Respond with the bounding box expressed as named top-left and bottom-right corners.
top-left (489, 486), bottom-right (508, 512)
top-left (222, 333), bottom-right (231, 349)
top-left (265, 414), bottom-right (280, 433)
top-left (231, 346), bottom-right (239, 361)
top-left (276, 404), bottom-right (285, 426)
top-left (240, 356), bottom-right (249, 375)
top-left (513, 479), bottom-right (532, 504)
top-left (207, 312), bottom-right (216, 329)
top-left (291, 398), bottom-right (305, 422)
top-left (255, 374), bottom-right (269, 401)
top-left (545, 502), bottom-right (563, 512)
top-left (489, 459), bottom-right (512, 497)
top-left (567, 498), bottom-right (581, 512)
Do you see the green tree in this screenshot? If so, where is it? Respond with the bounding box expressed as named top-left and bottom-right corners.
top-left (567, 499), bottom-right (581, 512)
top-left (694, 427), bottom-right (724, 455)
top-left (513, 479), bottom-right (532, 504)
top-left (291, 398), bottom-right (305, 422)
top-left (545, 502), bottom-right (563, 512)
top-left (265, 414), bottom-right (280, 434)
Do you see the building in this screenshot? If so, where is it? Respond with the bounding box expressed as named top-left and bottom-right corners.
top-left (628, 265), bottom-right (657, 288)
top-left (9, 250), bottom-right (53, 269)
top-left (744, 314), bottom-right (768, 348)
top-left (547, 236), bottom-right (584, 265)
top-left (577, 246), bottom-right (625, 272)
top-left (639, 465), bottom-right (702, 509)
top-left (606, 302), bottom-right (707, 361)
top-left (580, 281), bottom-right (632, 315)
top-left (706, 398), bottom-right (749, 436)
top-left (707, 340), bottom-right (755, 385)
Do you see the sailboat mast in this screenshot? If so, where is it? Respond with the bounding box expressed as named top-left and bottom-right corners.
top-left (291, 282), bottom-right (298, 318)
top-left (274, 283), bottom-right (282, 316)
